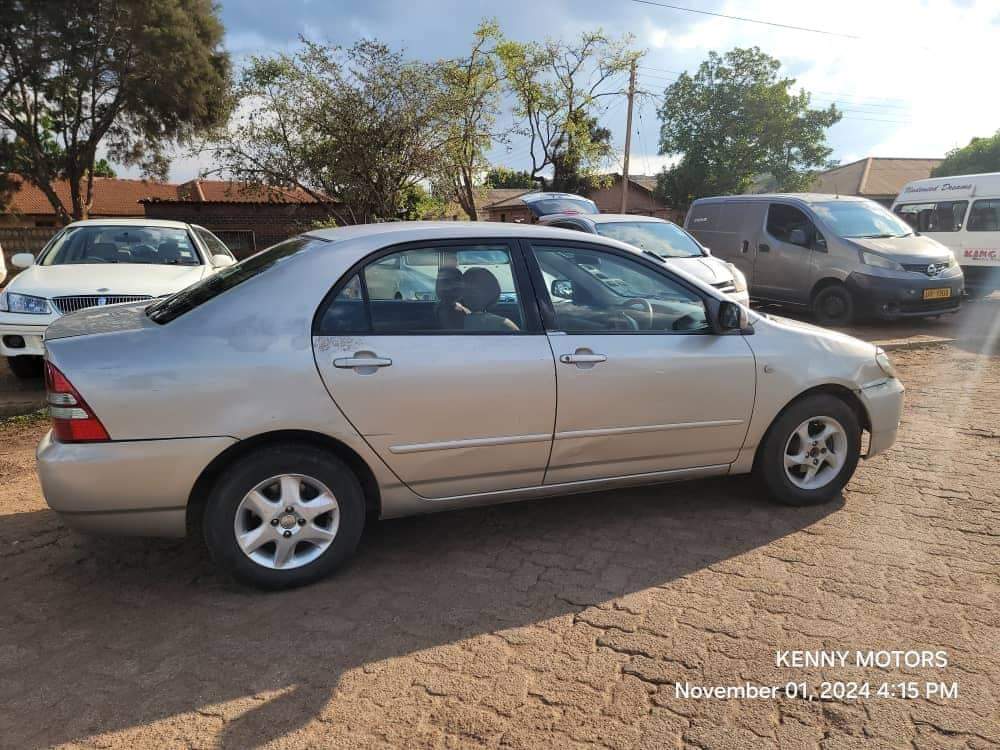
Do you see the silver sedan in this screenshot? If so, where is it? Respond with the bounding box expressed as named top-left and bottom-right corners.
top-left (37, 222), bottom-right (904, 588)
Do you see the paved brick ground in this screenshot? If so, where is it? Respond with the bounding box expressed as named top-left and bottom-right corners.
top-left (0, 345), bottom-right (997, 749)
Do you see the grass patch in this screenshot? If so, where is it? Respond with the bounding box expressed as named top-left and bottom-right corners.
top-left (0, 408), bottom-right (48, 428)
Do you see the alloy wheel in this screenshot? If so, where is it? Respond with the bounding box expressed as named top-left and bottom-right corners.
top-left (783, 416), bottom-right (848, 490)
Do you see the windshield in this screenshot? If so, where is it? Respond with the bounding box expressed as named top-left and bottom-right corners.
top-left (146, 236), bottom-right (320, 323)
top-left (595, 221), bottom-right (704, 258)
top-left (812, 201), bottom-right (913, 239)
top-left (39, 226), bottom-right (201, 266)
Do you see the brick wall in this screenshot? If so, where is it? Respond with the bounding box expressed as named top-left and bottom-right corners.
top-left (1, 227), bottom-right (59, 284)
top-left (143, 202), bottom-right (343, 259)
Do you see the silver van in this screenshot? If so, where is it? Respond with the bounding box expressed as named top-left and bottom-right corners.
top-left (684, 194), bottom-right (964, 325)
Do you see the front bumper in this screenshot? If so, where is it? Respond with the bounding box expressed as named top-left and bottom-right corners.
top-left (859, 376), bottom-right (905, 458)
top-left (846, 271), bottom-right (963, 318)
top-left (37, 431), bottom-right (236, 537)
top-left (0, 321), bottom-right (49, 356)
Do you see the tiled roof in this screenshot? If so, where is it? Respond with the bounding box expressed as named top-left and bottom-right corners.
top-left (481, 188), bottom-right (538, 209)
top-left (163, 179), bottom-right (328, 204)
top-left (2, 175), bottom-right (176, 216)
top-left (811, 158), bottom-right (943, 198)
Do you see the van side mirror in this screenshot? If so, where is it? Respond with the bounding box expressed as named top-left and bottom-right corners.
top-left (715, 300), bottom-right (747, 333)
top-left (550, 279), bottom-right (574, 299)
top-left (11, 253), bottom-right (34, 269)
top-left (788, 228), bottom-right (809, 247)
top-left (814, 234), bottom-right (828, 252)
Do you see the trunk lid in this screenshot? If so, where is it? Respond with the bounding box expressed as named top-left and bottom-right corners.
top-left (44, 300), bottom-right (156, 341)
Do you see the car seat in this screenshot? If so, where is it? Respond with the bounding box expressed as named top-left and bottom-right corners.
top-left (435, 266), bottom-right (466, 330)
top-left (462, 267), bottom-right (518, 332)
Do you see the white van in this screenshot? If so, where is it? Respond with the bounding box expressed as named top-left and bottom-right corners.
top-left (892, 172), bottom-right (1000, 297)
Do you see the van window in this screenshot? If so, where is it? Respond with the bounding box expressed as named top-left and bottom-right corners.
top-left (967, 199), bottom-right (1000, 232)
top-left (893, 201), bottom-right (968, 232)
top-left (766, 204), bottom-right (814, 246)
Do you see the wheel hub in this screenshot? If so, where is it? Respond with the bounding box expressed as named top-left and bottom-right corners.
top-left (278, 512), bottom-right (298, 530)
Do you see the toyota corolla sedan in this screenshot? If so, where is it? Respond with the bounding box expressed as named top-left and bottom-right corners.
top-left (36, 222), bottom-right (904, 589)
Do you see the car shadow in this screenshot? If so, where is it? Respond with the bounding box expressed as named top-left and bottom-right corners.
top-left (0, 477), bottom-right (843, 749)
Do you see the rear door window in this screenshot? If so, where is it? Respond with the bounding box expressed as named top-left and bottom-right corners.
top-left (967, 199), bottom-right (1000, 231)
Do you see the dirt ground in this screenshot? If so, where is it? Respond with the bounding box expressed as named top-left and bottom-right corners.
top-left (0, 345), bottom-right (998, 749)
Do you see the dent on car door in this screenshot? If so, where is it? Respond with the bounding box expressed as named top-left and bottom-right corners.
top-left (311, 241), bottom-right (556, 499)
top-left (527, 242), bottom-right (756, 484)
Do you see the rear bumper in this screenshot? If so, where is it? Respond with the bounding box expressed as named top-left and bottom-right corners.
top-left (37, 431), bottom-right (236, 537)
top-left (859, 377), bottom-right (905, 458)
top-left (0, 321), bottom-right (48, 356)
top-left (846, 271), bottom-right (963, 318)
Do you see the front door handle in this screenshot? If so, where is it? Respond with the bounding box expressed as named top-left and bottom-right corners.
top-left (741, 240), bottom-right (750, 253)
top-left (559, 353), bottom-right (607, 364)
top-left (759, 243), bottom-right (771, 253)
top-left (334, 355), bottom-right (392, 369)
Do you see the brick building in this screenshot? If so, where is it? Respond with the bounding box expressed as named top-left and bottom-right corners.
top-left (809, 157), bottom-right (943, 207)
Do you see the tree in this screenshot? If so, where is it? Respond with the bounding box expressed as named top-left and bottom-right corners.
top-left (932, 130), bottom-right (1000, 177)
top-left (434, 20), bottom-right (505, 220)
top-left (0, 0), bottom-right (230, 222)
top-left (655, 47), bottom-right (840, 206)
top-left (203, 40), bottom-right (448, 224)
top-left (485, 166), bottom-right (536, 189)
top-left (498, 30), bottom-right (637, 191)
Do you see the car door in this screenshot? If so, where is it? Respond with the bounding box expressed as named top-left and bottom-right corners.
top-left (312, 240), bottom-right (556, 499)
top-left (525, 240), bottom-right (756, 485)
top-left (754, 203), bottom-right (821, 303)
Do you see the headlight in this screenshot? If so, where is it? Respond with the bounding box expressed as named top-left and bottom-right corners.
top-left (1, 292), bottom-right (51, 314)
top-left (946, 253), bottom-right (958, 269)
top-left (860, 251), bottom-right (904, 272)
top-left (875, 347), bottom-right (896, 379)
top-left (726, 263), bottom-right (748, 293)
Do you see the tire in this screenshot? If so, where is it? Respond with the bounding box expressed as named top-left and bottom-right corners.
top-left (812, 284), bottom-right (855, 326)
top-left (7, 355), bottom-right (43, 379)
top-left (756, 394), bottom-right (861, 506)
top-left (203, 444), bottom-right (366, 589)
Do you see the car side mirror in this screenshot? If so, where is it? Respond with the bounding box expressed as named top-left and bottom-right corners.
top-left (550, 279), bottom-right (574, 300)
top-left (814, 234), bottom-right (828, 252)
top-left (211, 254), bottom-right (235, 268)
top-left (788, 228), bottom-right (809, 247)
top-left (11, 253), bottom-right (34, 269)
top-left (715, 300), bottom-right (748, 334)
top-left (701, 246), bottom-right (712, 256)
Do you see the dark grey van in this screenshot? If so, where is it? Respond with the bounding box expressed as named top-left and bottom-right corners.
top-left (684, 194), bottom-right (964, 325)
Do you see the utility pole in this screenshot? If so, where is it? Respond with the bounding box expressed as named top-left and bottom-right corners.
top-left (619, 58), bottom-right (637, 213)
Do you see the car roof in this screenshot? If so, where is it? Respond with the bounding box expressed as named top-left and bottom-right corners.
top-left (692, 193), bottom-right (872, 205)
top-left (63, 218), bottom-right (192, 230)
top-left (541, 213), bottom-right (669, 225)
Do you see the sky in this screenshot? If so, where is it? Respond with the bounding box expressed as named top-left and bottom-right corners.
top-left (133, 0), bottom-right (1000, 183)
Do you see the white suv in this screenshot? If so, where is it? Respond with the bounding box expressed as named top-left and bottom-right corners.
top-left (0, 218), bottom-right (235, 378)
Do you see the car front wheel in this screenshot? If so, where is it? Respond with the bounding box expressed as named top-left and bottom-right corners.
top-left (203, 444), bottom-right (366, 589)
top-left (756, 394), bottom-right (861, 506)
top-left (812, 284), bottom-right (855, 326)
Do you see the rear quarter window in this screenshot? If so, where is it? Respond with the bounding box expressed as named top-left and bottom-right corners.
top-left (686, 203), bottom-right (720, 230)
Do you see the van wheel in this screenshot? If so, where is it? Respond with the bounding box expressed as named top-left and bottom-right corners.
top-left (756, 394), bottom-right (861, 506)
top-left (203, 444), bottom-right (366, 589)
top-left (812, 285), bottom-right (854, 326)
top-left (7, 355), bottom-right (43, 379)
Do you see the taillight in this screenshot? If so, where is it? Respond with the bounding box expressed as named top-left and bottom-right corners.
top-left (44, 361), bottom-right (110, 443)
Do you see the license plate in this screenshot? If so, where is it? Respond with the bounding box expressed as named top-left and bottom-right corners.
top-left (923, 288), bottom-right (951, 300)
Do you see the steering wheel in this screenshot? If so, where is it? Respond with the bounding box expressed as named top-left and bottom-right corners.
top-left (620, 298), bottom-right (654, 330)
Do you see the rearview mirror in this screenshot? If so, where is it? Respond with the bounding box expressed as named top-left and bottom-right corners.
top-left (211, 254), bottom-right (235, 268)
top-left (788, 228), bottom-right (809, 247)
top-left (550, 279), bottom-right (574, 299)
top-left (716, 300), bottom-right (747, 333)
top-left (11, 253), bottom-right (34, 269)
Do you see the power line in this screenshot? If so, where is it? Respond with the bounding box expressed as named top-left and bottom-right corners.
top-left (630, 0), bottom-right (863, 40)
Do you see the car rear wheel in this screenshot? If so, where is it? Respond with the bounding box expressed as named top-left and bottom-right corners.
top-left (203, 444), bottom-right (366, 589)
top-left (756, 394), bottom-right (861, 506)
top-left (812, 284), bottom-right (854, 326)
top-left (7, 355), bottom-right (43, 379)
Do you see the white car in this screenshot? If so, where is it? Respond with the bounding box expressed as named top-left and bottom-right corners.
top-left (538, 213), bottom-right (751, 306)
top-left (0, 218), bottom-right (235, 378)
top-left (0, 241), bottom-right (7, 288)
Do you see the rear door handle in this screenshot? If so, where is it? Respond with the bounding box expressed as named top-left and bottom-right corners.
top-left (559, 353), bottom-right (607, 364)
top-left (759, 243), bottom-right (770, 253)
top-left (334, 356), bottom-right (392, 369)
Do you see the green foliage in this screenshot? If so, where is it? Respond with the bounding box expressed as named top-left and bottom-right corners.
top-left (399, 183), bottom-right (447, 220)
top-left (932, 130), bottom-right (1000, 177)
top-left (204, 39), bottom-right (448, 224)
top-left (92, 159), bottom-right (116, 178)
top-left (0, 0), bottom-right (230, 221)
top-left (434, 20), bottom-right (505, 220)
top-left (498, 30), bottom-right (637, 191)
top-left (485, 167), bottom-right (536, 189)
top-left (655, 47), bottom-right (840, 206)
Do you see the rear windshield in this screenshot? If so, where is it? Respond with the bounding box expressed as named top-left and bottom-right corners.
top-left (595, 221), bottom-right (704, 258)
top-left (40, 225), bottom-right (201, 266)
top-left (146, 236), bottom-right (321, 324)
top-left (523, 194), bottom-right (598, 218)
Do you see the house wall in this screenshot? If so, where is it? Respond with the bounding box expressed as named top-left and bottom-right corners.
top-left (143, 202), bottom-right (343, 258)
